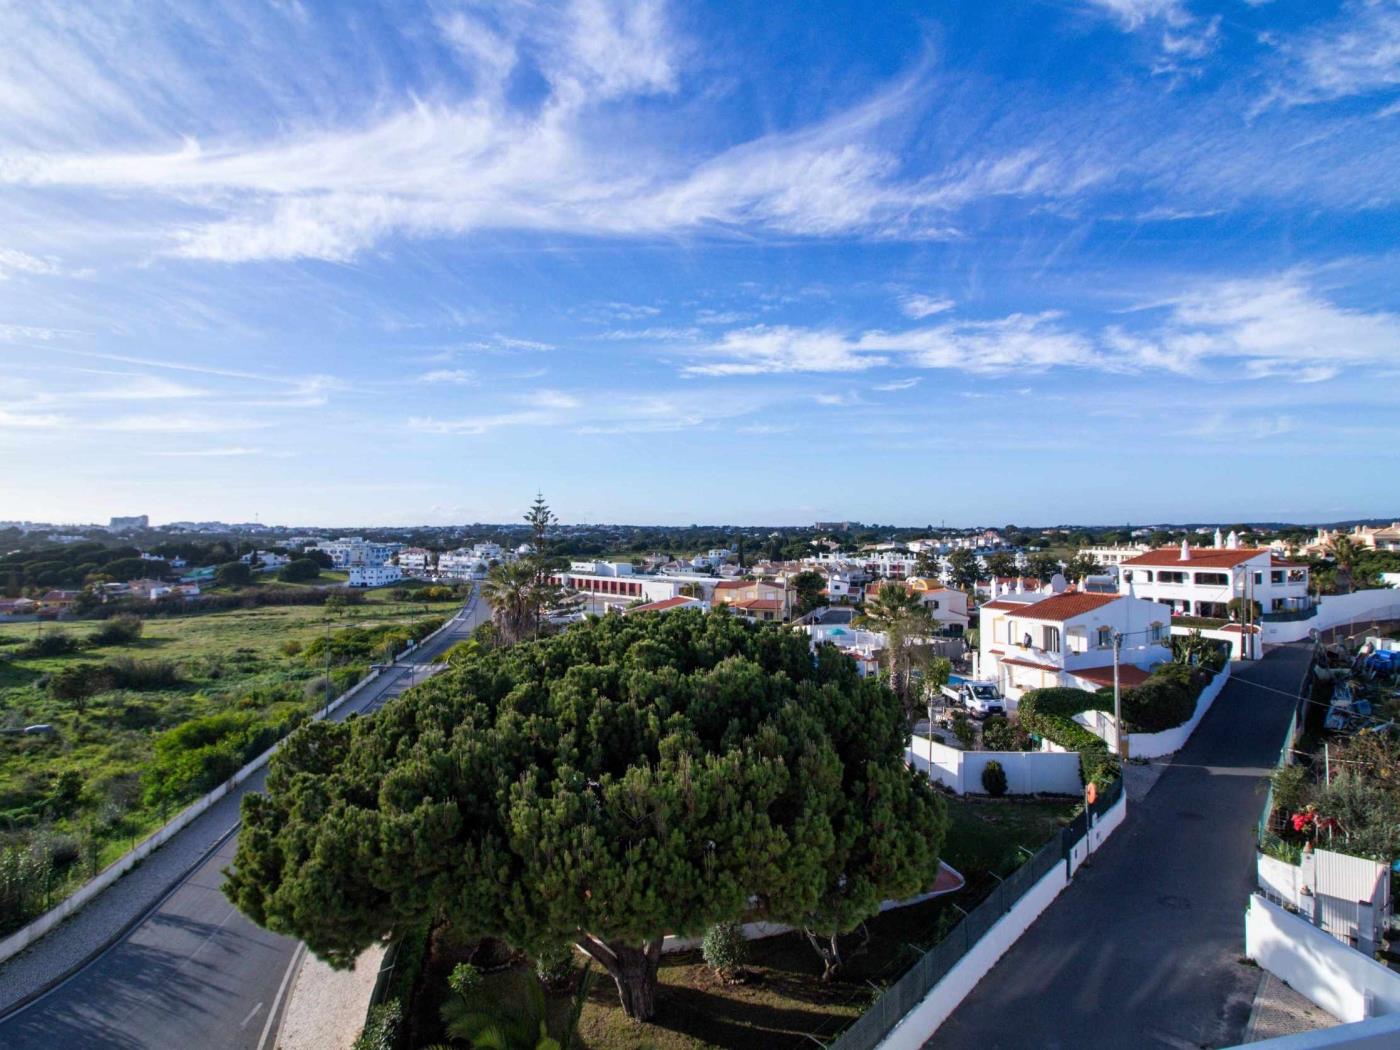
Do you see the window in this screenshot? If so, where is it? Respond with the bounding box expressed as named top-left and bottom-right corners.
top-left (1253, 571), bottom-right (1263, 586)
top-left (1157, 571), bottom-right (1187, 585)
top-left (1149, 622), bottom-right (1166, 642)
top-left (1042, 626), bottom-right (1060, 653)
top-left (1271, 570), bottom-right (1284, 585)
top-left (1194, 572), bottom-right (1228, 586)
top-left (1096, 626), bottom-right (1114, 649)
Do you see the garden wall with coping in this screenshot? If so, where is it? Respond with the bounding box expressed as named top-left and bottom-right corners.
top-left (906, 734), bottom-right (1082, 796)
top-left (1072, 663), bottom-right (1231, 759)
top-left (1245, 894), bottom-right (1400, 1024)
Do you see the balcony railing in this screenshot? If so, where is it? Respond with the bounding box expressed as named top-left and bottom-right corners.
top-left (1261, 606), bottom-right (1318, 623)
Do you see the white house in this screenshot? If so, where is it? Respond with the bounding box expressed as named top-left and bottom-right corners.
top-left (397, 547), bottom-right (435, 576)
top-left (1080, 544), bottom-right (1150, 568)
top-left (625, 596), bottom-right (710, 616)
top-left (1118, 536), bottom-right (1311, 620)
top-left (348, 563), bottom-right (404, 588)
top-left (978, 584), bottom-right (1170, 703)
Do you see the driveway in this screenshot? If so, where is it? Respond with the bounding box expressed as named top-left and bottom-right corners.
top-left (924, 645), bottom-right (1312, 1050)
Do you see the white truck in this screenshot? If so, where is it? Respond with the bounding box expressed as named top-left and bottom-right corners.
top-left (940, 679), bottom-right (1006, 719)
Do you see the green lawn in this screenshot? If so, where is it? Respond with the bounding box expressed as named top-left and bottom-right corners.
top-left (0, 590), bottom-right (460, 929)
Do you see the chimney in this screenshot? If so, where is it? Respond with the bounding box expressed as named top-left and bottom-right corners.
top-left (1227, 530), bottom-right (1239, 550)
top-left (1179, 539), bottom-right (1191, 562)
top-left (1213, 527), bottom-right (1223, 549)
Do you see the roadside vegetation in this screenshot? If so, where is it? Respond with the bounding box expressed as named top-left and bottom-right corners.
top-left (0, 588), bottom-right (461, 937)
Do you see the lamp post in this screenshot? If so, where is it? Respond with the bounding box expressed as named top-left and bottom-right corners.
top-left (1111, 631), bottom-right (1126, 761)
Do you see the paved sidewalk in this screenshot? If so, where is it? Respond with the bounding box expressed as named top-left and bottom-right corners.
top-left (924, 646), bottom-right (1313, 1050)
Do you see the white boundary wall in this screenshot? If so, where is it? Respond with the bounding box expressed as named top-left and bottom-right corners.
top-left (1224, 1014), bottom-right (1400, 1049)
top-left (1245, 895), bottom-right (1400, 1024)
top-left (1073, 664), bottom-right (1230, 759)
top-left (906, 735), bottom-right (1082, 795)
top-left (878, 790), bottom-right (1128, 1050)
top-left (1263, 590), bottom-right (1400, 645)
top-left (0, 602), bottom-right (469, 968)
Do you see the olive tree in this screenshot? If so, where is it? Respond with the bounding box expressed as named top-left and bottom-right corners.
top-left (225, 609), bottom-right (945, 1021)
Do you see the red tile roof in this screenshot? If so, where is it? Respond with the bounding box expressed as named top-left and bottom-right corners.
top-left (1001, 656), bottom-right (1062, 673)
top-left (733, 598), bottom-right (783, 611)
top-left (714, 579), bottom-right (749, 590)
top-left (1013, 592), bottom-right (1121, 622)
top-left (980, 599), bottom-right (1032, 612)
top-left (627, 596), bottom-right (698, 614)
top-left (1121, 547), bottom-right (1268, 568)
top-left (1072, 665), bottom-right (1152, 689)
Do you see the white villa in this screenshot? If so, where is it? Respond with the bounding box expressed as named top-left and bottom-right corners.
top-left (1118, 533), bottom-right (1311, 620)
top-left (978, 581), bottom-right (1170, 703)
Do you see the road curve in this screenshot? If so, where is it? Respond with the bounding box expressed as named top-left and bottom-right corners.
top-left (0, 591), bottom-right (489, 1050)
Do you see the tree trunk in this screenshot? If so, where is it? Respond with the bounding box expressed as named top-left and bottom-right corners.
top-left (575, 934), bottom-right (662, 1022)
top-left (804, 929), bottom-right (842, 981)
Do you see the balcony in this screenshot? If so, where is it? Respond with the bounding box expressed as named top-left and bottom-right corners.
top-left (1261, 605), bottom-right (1318, 623)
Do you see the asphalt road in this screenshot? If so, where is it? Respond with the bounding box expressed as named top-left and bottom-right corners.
top-left (924, 644), bottom-right (1313, 1050)
top-left (0, 591), bottom-right (489, 1050)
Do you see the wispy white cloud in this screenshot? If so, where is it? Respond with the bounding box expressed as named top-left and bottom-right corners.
top-left (1257, 1), bottom-right (1400, 110)
top-left (873, 376), bottom-right (922, 391)
top-left (0, 247), bottom-right (65, 279)
top-left (417, 368), bottom-right (478, 385)
top-left (688, 274), bottom-right (1399, 382)
top-left (1081, 0), bottom-right (1218, 76)
top-left (147, 445), bottom-right (263, 457)
top-left (899, 294), bottom-right (955, 320)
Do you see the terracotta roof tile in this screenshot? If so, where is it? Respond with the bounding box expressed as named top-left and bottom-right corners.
top-left (1121, 547), bottom-right (1269, 569)
top-left (1072, 665), bottom-right (1152, 689)
top-left (1013, 592), bottom-right (1122, 622)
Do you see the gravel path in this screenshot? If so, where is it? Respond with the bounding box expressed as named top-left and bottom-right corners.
top-left (276, 944), bottom-right (386, 1050)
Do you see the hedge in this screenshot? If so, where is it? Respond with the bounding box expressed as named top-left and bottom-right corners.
top-left (1016, 687), bottom-right (1119, 789)
top-left (1095, 662), bottom-right (1215, 734)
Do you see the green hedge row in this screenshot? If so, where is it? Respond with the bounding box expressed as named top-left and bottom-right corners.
top-left (1016, 687), bottom-right (1119, 789)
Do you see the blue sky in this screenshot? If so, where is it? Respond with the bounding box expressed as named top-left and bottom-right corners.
top-left (1, 0), bottom-right (1398, 527)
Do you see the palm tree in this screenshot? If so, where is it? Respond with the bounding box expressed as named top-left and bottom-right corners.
top-left (482, 560), bottom-right (538, 644)
top-left (1327, 534), bottom-right (1358, 577)
top-left (856, 584), bottom-right (935, 723)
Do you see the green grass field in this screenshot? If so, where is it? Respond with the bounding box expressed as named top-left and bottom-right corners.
top-left (0, 589), bottom-right (460, 928)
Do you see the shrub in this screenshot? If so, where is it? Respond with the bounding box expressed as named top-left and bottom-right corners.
top-left (352, 999), bottom-right (402, 1050)
top-left (48, 663), bottom-right (113, 707)
top-left (104, 657), bottom-right (183, 690)
top-left (702, 921), bottom-right (748, 979)
top-left (1120, 662), bottom-right (1211, 733)
top-left (951, 713), bottom-right (975, 750)
top-left (17, 630), bottom-right (79, 659)
top-left (534, 947), bottom-right (575, 989)
top-left (142, 709), bottom-right (302, 808)
top-left (89, 615), bottom-right (144, 646)
top-left (982, 715), bottom-right (1031, 752)
top-left (981, 760), bottom-right (1008, 797)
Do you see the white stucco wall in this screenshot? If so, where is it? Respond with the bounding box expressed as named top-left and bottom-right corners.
top-left (907, 735), bottom-right (1082, 796)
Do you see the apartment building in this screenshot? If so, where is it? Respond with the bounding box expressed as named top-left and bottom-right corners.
top-left (397, 547), bottom-right (435, 576)
top-left (348, 563), bottom-right (404, 588)
top-left (313, 537), bottom-right (401, 569)
top-left (1118, 538), bottom-right (1311, 619)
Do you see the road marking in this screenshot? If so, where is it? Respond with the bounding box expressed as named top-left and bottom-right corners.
top-left (258, 943), bottom-right (305, 1050)
top-left (240, 1002), bottom-right (264, 1028)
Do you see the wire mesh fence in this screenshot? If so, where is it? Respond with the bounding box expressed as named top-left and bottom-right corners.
top-left (825, 802), bottom-right (1093, 1050)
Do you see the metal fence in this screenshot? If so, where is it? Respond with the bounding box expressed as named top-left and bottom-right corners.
top-left (826, 787), bottom-right (1115, 1050)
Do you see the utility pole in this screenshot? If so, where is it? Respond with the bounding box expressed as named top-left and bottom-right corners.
top-left (1112, 631), bottom-right (1126, 761)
